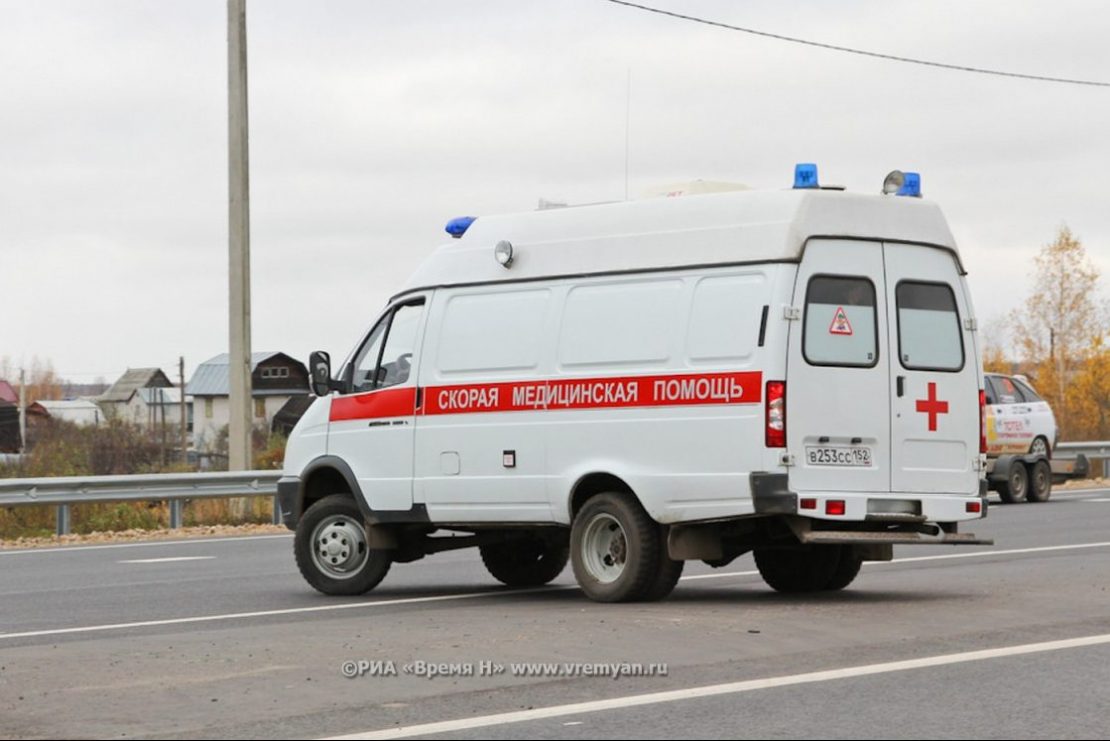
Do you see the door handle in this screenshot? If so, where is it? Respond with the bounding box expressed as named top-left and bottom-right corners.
top-left (897, 376), bottom-right (905, 398)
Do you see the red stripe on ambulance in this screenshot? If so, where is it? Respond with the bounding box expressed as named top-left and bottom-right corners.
top-left (422, 371), bottom-right (762, 416)
top-left (330, 371), bottom-right (762, 422)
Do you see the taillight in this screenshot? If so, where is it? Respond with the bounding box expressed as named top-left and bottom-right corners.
top-left (979, 389), bottom-right (986, 454)
top-left (766, 380), bottom-right (786, 448)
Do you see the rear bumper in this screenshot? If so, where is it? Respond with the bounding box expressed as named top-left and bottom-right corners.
top-left (750, 472), bottom-right (989, 524)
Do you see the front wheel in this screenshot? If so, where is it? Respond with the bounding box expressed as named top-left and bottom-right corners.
top-left (294, 495), bottom-right (392, 596)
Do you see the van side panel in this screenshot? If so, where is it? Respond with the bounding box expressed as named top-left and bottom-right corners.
top-left (414, 287), bottom-right (556, 522)
top-left (545, 267), bottom-right (778, 524)
top-left (413, 266), bottom-right (784, 525)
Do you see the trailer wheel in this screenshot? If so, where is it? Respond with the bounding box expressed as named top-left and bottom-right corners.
top-left (570, 492), bottom-right (667, 602)
top-left (754, 545), bottom-right (841, 593)
top-left (294, 495), bottom-right (392, 596)
top-left (1026, 459), bottom-right (1053, 503)
top-left (823, 547), bottom-right (863, 591)
top-left (998, 462), bottom-right (1029, 504)
top-left (480, 538), bottom-right (569, 587)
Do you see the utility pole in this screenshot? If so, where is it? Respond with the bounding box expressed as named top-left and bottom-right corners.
top-left (228, 0), bottom-right (253, 474)
top-left (17, 368), bottom-right (26, 454)
top-left (179, 356), bottom-right (188, 466)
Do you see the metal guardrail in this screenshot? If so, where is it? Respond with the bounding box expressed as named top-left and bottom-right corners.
top-left (1054, 441), bottom-right (1109, 478)
top-left (0, 471), bottom-right (283, 535)
top-left (1, 441), bottom-right (1107, 538)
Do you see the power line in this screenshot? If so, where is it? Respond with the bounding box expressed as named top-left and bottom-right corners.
top-left (604, 0), bottom-right (1110, 88)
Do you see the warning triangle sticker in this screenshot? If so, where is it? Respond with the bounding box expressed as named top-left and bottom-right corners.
top-left (829, 306), bottom-right (853, 336)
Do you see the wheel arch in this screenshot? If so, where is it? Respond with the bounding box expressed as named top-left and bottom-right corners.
top-left (568, 471), bottom-right (637, 521)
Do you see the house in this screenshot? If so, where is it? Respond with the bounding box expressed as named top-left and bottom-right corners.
top-left (186, 352), bottom-right (309, 452)
top-left (98, 368), bottom-right (175, 420)
top-left (0, 400), bottom-right (19, 453)
top-left (0, 380), bottom-right (18, 405)
top-left (27, 399), bottom-right (104, 427)
top-left (122, 386), bottom-right (190, 433)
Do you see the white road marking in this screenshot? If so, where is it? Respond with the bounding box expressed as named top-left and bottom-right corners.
top-left (1083, 498), bottom-right (1110, 503)
top-left (117, 556), bottom-right (216, 564)
top-left (324, 633), bottom-right (1110, 740)
top-left (0, 533), bottom-right (292, 556)
top-left (2, 540), bottom-right (1108, 642)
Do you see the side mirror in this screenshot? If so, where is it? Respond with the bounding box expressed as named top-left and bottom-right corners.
top-left (309, 351), bottom-right (334, 397)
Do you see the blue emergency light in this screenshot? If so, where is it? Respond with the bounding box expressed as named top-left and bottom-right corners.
top-left (445, 215), bottom-right (477, 238)
top-left (793, 163), bottom-right (819, 189)
top-left (896, 172), bottom-right (922, 198)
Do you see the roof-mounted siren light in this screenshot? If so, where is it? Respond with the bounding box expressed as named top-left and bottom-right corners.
top-left (446, 215), bottom-right (477, 238)
top-left (883, 170), bottom-right (922, 198)
top-left (793, 163), bottom-right (819, 189)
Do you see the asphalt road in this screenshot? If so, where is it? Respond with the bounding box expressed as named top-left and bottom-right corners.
top-left (1, 487), bottom-right (1108, 739)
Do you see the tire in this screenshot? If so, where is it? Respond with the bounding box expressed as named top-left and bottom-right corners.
top-left (823, 546), bottom-right (863, 591)
top-left (570, 492), bottom-right (668, 603)
top-left (640, 552), bottom-right (685, 601)
top-left (754, 545), bottom-right (842, 593)
top-left (294, 494), bottom-right (392, 596)
top-left (480, 537), bottom-right (569, 587)
top-left (1029, 436), bottom-right (1050, 458)
top-left (1026, 459), bottom-right (1053, 503)
top-left (997, 462), bottom-right (1029, 504)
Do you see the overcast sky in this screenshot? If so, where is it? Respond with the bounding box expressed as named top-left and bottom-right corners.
top-left (2, 0), bottom-right (1108, 385)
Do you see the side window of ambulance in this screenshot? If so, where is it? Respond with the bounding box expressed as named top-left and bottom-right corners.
top-left (803, 276), bottom-right (878, 367)
top-left (896, 282), bottom-right (964, 371)
top-left (351, 319), bottom-right (388, 394)
top-left (376, 302), bottom-right (424, 389)
top-left (350, 301), bottom-right (425, 393)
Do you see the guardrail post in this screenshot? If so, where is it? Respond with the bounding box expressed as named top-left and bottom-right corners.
top-left (169, 500), bottom-right (183, 529)
top-left (272, 495), bottom-right (282, 525)
top-left (56, 504), bottom-right (71, 536)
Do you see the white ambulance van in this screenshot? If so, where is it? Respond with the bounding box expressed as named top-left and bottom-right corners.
top-left (278, 165), bottom-right (991, 603)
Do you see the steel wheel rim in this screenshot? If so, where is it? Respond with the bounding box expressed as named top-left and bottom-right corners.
top-left (581, 513), bottom-right (628, 584)
top-left (311, 514), bottom-right (369, 579)
top-left (1011, 469), bottom-right (1027, 499)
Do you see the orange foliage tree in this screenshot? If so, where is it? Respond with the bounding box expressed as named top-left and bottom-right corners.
top-left (1008, 226), bottom-right (1109, 440)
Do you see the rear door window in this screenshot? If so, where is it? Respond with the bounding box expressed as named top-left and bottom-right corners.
top-left (896, 282), bottom-right (964, 371)
top-left (803, 275), bottom-right (878, 367)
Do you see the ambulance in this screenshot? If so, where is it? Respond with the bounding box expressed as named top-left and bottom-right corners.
top-left (277, 165), bottom-right (992, 603)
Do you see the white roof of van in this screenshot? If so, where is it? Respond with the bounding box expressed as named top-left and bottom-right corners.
top-left (398, 189), bottom-right (961, 296)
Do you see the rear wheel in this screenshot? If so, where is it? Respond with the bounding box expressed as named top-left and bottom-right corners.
top-left (570, 492), bottom-right (669, 602)
top-left (1029, 436), bottom-right (1050, 458)
top-left (294, 495), bottom-right (392, 596)
top-left (1026, 459), bottom-right (1053, 503)
top-left (480, 537), bottom-right (569, 587)
top-left (998, 462), bottom-right (1029, 504)
top-left (755, 545), bottom-right (842, 593)
top-left (823, 546), bottom-right (863, 590)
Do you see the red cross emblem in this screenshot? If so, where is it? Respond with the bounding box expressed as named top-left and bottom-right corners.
top-left (915, 382), bottom-right (949, 431)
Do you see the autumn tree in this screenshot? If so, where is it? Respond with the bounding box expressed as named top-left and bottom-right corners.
top-left (1008, 225), bottom-right (1109, 440)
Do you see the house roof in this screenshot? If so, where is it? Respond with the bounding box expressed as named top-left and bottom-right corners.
top-left (0, 380), bottom-right (17, 404)
top-left (29, 399), bottom-right (103, 414)
top-left (100, 368), bottom-right (174, 403)
top-left (186, 352), bottom-right (306, 397)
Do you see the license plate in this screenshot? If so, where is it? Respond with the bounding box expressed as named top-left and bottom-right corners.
top-left (806, 446), bottom-right (873, 467)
